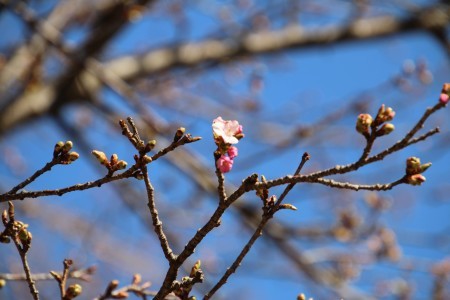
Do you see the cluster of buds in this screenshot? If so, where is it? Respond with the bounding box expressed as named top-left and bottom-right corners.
top-left (0, 202), bottom-right (32, 252)
top-left (173, 260), bottom-right (203, 300)
top-left (439, 83), bottom-right (450, 104)
top-left (355, 104), bottom-right (395, 138)
top-left (92, 150), bottom-right (127, 174)
top-left (405, 156), bottom-right (431, 186)
top-left (53, 141), bottom-right (79, 165)
top-left (102, 274), bottom-right (152, 299)
top-left (212, 117), bottom-right (244, 173)
top-left (256, 176), bottom-right (297, 213)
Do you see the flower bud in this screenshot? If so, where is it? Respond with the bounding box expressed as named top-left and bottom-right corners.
top-left (110, 154), bottom-right (118, 166)
top-left (355, 114), bottom-right (373, 135)
top-left (266, 195), bottom-right (276, 206)
top-left (132, 274), bottom-right (142, 285)
top-left (145, 140), bottom-right (157, 152)
top-left (407, 174), bottom-right (426, 186)
top-left (377, 123), bottom-right (395, 137)
top-left (216, 155), bottom-right (233, 173)
top-left (107, 280), bottom-right (119, 291)
top-left (18, 228), bottom-right (32, 243)
top-left (65, 284), bottom-right (82, 299)
top-left (227, 146), bottom-right (238, 159)
top-left (420, 162), bottom-right (432, 173)
top-left (375, 104), bottom-right (395, 124)
top-left (142, 155), bottom-right (152, 164)
top-left (116, 160), bottom-right (128, 170)
top-left (62, 141), bottom-right (73, 153)
top-left (190, 260), bottom-right (202, 277)
top-left (406, 157), bottom-right (421, 175)
top-left (114, 291), bottom-right (129, 299)
top-left (53, 141), bottom-right (64, 156)
top-left (439, 83), bottom-right (450, 104)
top-left (133, 172), bottom-right (144, 180)
top-left (297, 294), bottom-right (306, 300)
top-left (173, 127), bottom-right (186, 142)
top-left (279, 204), bottom-right (298, 211)
top-left (0, 235), bottom-right (10, 243)
top-left (68, 152), bottom-right (79, 162)
top-left (92, 150), bottom-right (108, 165)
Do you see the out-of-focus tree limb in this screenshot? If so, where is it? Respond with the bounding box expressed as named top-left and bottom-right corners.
top-left (0, 3), bottom-right (448, 135)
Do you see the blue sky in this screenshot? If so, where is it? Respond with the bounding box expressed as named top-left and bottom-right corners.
top-left (0, 1), bottom-right (449, 299)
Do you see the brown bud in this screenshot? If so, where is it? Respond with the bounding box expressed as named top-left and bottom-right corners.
top-left (297, 294), bottom-right (306, 300)
top-left (68, 152), bottom-right (79, 162)
top-left (132, 274), bottom-right (141, 285)
top-left (279, 204), bottom-right (297, 211)
top-left (116, 160), bottom-right (128, 170)
top-left (110, 154), bottom-right (119, 166)
top-left (54, 141), bottom-right (65, 157)
top-left (406, 157), bottom-right (421, 175)
top-left (92, 150), bottom-right (108, 165)
top-left (65, 284), bottom-right (82, 299)
top-left (375, 104), bottom-right (395, 124)
top-left (113, 291), bottom-right (129, 298)
top-left (190, 260), bottom-right (201, 277)
top-left (145, 140), bottom-right (157, 152)
top-left (62, 141), bottom-right (73, 153)
top-left (356, 114), bottom-right (372, 135)
top-left (173, 127), bottom-right (186, 142)
top-left (376, 123), bottom-right (395, 137)
top-left (0, 235), bottom-right (10, 243)
top-left (142, 155), bottom-right (152, 164)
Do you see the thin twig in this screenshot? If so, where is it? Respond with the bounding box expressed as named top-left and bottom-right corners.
top-left (313, 177), bottom-right (405, 191)
top-left (142, 165), bottom-right (175, 262)
top-left (0, 266), bottom-right (95, 281)
top-left (205, 153), bottom-right (310, 299)
top-left (275, 152), bottom-right (310, 207)
top-left (0, 166), bottom-right (138, 203)
top-left (50, 259), bottom-right (73, 299)
top-left (150, 134), bottom-right (201, 162)
top-left (215, 167), bottom-right (227, 203)
top-left (15, 244), bottom-right (39, 300)
top-left (7, 159), bottom-right (59, 195)
top-left (3, 202), bottom-right (40, 300)
top-left (307, 102), bottom-right (445, 179)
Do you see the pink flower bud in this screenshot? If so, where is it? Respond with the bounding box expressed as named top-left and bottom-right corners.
top-left (216, 155), bottom-right (234, 173)
top-left (407, 174), bottom-right (426, 186)
top-left (227, 146), bottom-right (238, 159)
top-left (440, 83), bottom-right (450, 104)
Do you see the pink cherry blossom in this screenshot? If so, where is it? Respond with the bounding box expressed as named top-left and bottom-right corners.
top-left (227, 146), bottom-right (238, 159)
top-left (216, 155), bottom-right (234, 173)
top-left (212, 117), bottom-right (242, 145)
top-left (439, 93), bottom-right (449, 104)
